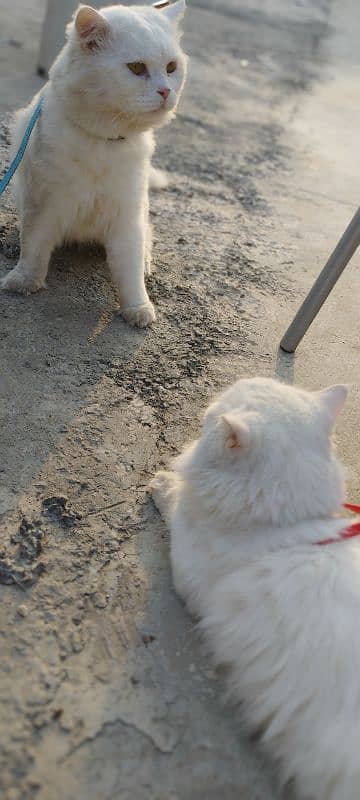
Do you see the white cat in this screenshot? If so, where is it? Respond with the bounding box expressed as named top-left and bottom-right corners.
top-left (151, 377), bottom-right (360, 800)
top-left (1, 1), bottom-right (187, 327)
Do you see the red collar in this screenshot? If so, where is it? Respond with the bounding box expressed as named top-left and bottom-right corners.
top-left (316, 504), bottom-right (360, 546)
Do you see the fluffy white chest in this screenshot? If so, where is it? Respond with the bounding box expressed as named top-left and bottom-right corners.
top-left (12, 96), bottom-right (153, 245)
top-left (65, 145), bottom-right (142, 241)
top-left (47, 131), bottom-right (150, 243)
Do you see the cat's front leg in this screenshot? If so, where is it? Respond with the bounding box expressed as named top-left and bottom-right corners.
top-left (144, 194), bottom-right (152, 277)
top-left (1, 209), bottom-right (54, 295)
top-left (106, 211), bottom-right (155, 329)
top-left (171, 559), bottom-right (201, 619)
top-left (151, 470), bottom-right (179, 524)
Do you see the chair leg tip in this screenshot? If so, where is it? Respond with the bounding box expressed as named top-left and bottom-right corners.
top-left (279, 340), bottom-right (296, 354)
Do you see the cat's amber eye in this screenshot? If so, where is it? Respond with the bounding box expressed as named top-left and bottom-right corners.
top-left (127, 62), bottom-right (147, 76)
top-left (166, 60), bottom-right (177, 74)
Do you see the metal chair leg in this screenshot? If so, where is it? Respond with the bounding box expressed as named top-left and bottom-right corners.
top-left (38, 0), bottom-right (134, 76)
top-left (38, 0), bottom-right (78, 75)
top-left (38, 0), bottom-right (104, 76)
top-left (280, 206), bottom-right (360, 353)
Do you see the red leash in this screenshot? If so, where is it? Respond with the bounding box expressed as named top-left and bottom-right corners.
top-left (316, 504), bottom-right (360, 546)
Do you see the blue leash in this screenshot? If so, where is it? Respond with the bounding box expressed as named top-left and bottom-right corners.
top-left (0, 96), bottom-right (43, 196)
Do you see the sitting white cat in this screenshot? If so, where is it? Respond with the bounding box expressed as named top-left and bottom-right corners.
top-left (152, 376), bottom-right (360, 800)
top-left (2, 1), bottom-right (187, 327)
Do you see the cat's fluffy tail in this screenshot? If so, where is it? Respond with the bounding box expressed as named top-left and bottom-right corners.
top-left (150, 470), bottom-right (178, 525)
top-left (149, 166), bottom-right (169, 191)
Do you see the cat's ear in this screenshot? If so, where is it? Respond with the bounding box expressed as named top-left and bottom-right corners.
top-left (75, 5), bottom-right (110, 51)
top-left (220, 413), bottom-right (251, 450)
top-left (154, 0), bottom-right (186, 26)
top-left (318, 384), bottom-right (348, 420)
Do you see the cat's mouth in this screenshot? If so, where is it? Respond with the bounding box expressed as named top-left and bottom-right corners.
top-left (137, 98), bottom-right (173, 115)
top-left (123, 99), bottom-right (176, 131)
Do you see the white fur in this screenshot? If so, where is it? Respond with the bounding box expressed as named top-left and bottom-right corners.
top-left (151, 377), bottom-right (360, 800)
top-left (2, 1), bottom-right (187, 327)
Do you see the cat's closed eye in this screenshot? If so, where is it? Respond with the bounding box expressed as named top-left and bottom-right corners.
top-left (127, 62), bottom-right (147, 76)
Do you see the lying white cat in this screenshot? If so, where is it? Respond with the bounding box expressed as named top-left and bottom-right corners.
top-left (2, 1), bottom-right (187, 327)
top-left (152, 376), bottom-right (360, 800)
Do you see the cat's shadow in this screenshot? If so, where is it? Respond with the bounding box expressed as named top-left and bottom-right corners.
top-left (274, 348), bottom-right (295, 385)
top-left (0, 241), bottom-right (150, 518)
top-left (124, 493), bottom-right (292, 800)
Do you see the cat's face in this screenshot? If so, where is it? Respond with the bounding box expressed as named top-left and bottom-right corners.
top-left (56, 2), bottom-right (187, 134)
top-left (177, 378), bottom-right (348, 527)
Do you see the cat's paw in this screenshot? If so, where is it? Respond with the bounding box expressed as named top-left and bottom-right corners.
top-left (150, 470), bottom-right (172, 507)
top-left (1, 266), bottom-right (46, 295)
top-left (121, 301), bottom-right (156, 328)
top-left (150, 470), bottom-right (178, 523)
top-left (149, 166), bottom-right (168, 191)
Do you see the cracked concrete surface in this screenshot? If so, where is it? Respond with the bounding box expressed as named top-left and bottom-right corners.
top-left (1, 0), bottom-right (360, 798)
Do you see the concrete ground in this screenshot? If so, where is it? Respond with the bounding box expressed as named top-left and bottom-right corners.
top-left (0, 0), bottom-right (360, 798)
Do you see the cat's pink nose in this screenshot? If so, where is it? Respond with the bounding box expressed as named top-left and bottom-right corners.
top-left (157, 87), bottom-right (170, 100)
